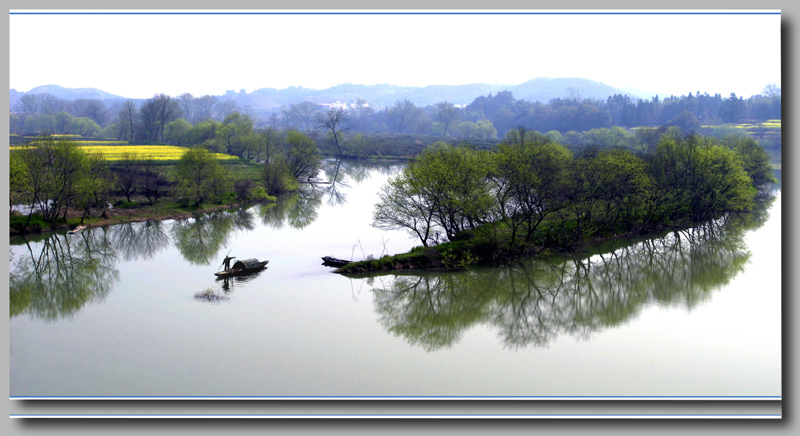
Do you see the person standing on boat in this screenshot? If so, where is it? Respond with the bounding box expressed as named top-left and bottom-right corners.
top-left (223, 255), bottom-right (235, 272)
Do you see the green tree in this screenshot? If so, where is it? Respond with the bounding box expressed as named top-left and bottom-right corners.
top-left (165, 118), bottom-right (192, 146)
top-left (649, 135), bottom-right (755, 222)
top-left (285, 130), bottom-right (321, 180)
top-left (18, 137), bottom-right (89, 224)
top-left (405, 143), bottom-right (494, 242)
top-left (433, 101), bottom-right (460, 136)
top-left (262, 154), bottom-right (295, 195)
top-left (373, 172), bottom-right (437, 247)
top-left (9, 151), bottom-right (28, 212)
top-left (720, 134), bottom-right (777, 187)
top-left (74, 154), bottom-right (114, 223)
top-left (474, 119), bottom-right (498, 140)
top-left (174, 148), bottom-right (229, 206)
top-left (493, 132), bottom-right (572, 245)
top-left (66, 117), bottom-right (102, 138)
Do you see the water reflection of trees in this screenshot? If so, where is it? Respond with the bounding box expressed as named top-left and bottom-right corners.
top-left (110, 220), bottom-right (171, 261)
top-left (368, 195), bottom-right (776, 351)
top-left (258, 159), bottom-right (402, 229)
top-left (171, 208), bottom-right (256, 265)
top-left (10, 229), bottom-right (119, 321)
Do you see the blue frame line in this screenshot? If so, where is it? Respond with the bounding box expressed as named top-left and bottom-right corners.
top-left (9, 12), bottom-right (781, 16)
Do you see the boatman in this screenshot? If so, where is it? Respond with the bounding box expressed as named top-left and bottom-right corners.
top-left (223, 255), bottom-right (235, 272)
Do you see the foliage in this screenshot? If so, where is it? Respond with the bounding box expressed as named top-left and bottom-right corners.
top-left (284, 130), bottom-right (321, 179)
top-left (174, 147), bottom-right (231, 206)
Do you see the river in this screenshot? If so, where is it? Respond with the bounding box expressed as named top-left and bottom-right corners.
top-left (8, 161), bottom-right (781, 398)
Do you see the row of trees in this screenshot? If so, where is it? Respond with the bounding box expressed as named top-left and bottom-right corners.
top-left (12, 84), bottom-right (780, 144)
top-left (373, 129), bottom-right (774, 253)
top-left (10, 130), bottom-right (326, 229)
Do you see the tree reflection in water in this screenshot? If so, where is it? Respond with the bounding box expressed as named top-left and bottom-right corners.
top-left (10, 228), bottom-right (119, 321)
top-left (367, 194), bottom-right (776, 351)
top-left (110, 220), bottom-right (170, 261)
top-left (171, 208), bottom-right (257, 265)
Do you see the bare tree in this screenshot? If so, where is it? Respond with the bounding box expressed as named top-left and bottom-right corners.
top-left (317, 108), bottom-right (349, 156)
top-left (433, 101), bottom-right (460, 136)
top-left (194, 95), bottom-right (217, 123)
top-left (15, 94), bottom-right (39, 116)
top-left (293, 101), bottom-right (321, 131)
top-left (214, 99), bottom-right (237, 121)
top-left (178, 93), bottom-right (195, 123)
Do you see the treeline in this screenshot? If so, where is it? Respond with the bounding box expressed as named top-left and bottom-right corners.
top-left (12, 84), bottom-right (781, 145)
top-left (9, 131), bottom-right (325, 232)
top-left (372, 129), bottom-right (775, 259)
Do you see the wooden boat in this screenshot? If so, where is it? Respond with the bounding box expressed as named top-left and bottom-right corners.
top-left (322, 256), bottom-right (351, 267)
top-left (68, 225), bottom-right (87, 234)
top-left (214, 258), bottom-right (269, 278)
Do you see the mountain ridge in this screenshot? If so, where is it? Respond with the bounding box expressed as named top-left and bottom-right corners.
top-left (11, 78), bottom-right (646, 115)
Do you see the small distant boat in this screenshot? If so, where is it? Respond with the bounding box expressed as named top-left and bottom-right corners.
top-left (322, 256), bottom-right (351, 267)
top-left (215, 258), bottom-right (269, 278)
top-left (68, 225), bottom-right (87, 234)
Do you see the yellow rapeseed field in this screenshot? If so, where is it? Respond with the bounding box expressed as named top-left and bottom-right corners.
top-left (79, 145), bottom-right (238, 161)
top-left (9, 143), bottom-right (238, 162)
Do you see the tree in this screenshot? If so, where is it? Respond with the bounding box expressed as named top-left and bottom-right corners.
top-left (761, 83), bottom-right (781, 98)
top-left (55, 112), bottom-right (73, 134)
top-left (213, 112), bottom-right (254, 156)
top-left (493, 133), bottom-right (572, 244)
top-left (403, 143), bottom-right (494, 242)
top-left (15, 94), bottom-right (39, 117)
top-left (252, 128), bottom-right (282, 163)
top-left (262, 154), bottom-right (293, 194)
top-left (165, 118), bottom-right (192, 146)
top-left (74, 154), bottom-right (113, 223)
top-left (66, 117), bottom-right (101, 138)
top-left (316, 107), bottom-right (349, 156)
top-left (213, 99), bottom-right (238, 121)
top-left (136, 98), bottom-right (160, 142)
top-left (71, 99), bottom-right (109, 126)
top-left (18, 137), bottom-right (89, 224)
top-left (174, 148), bottom-right (229, 206)
top-left (649, 135), bottom-right (754, 222)
top-left (665, 110), bottom-right (701, 135)
top-left (39, 94), bottom-right (68, 116)
top-left (115, 153), bottom-right (139, 202)
top-left (184, 120), bottom-right (219, 146)
top-left (138, 161), bottom-right (168, 205)
top-left (284, 130), bottom-right (321, 179)
top-left (286, 101), bottom-right (319, 132)
top-left (373, 172), bottom-right (437, 247)
top-left (474, 119), bottom-right (498, 140)
top-left (9, 152), bottom-right (28, 212)
top-left (178, 93), bottom-right (195, 123)
top-left (721, 134), bottom-right (777, 187)
top-left (194, 95), bottom-right (217, 123)
top-left (115, 100), bottom-right (137, 142)
top-left (433, 101), bottom-right (461, 136)
top-left (387, 100), bottom-right (422, 133)
top-left (152, 94), bottom-right (181, 142)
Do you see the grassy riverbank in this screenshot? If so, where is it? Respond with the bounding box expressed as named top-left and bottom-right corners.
top-left (333, 218), bottom-right (671, 275)
top-left (9, 194), bottom-right (275, 235)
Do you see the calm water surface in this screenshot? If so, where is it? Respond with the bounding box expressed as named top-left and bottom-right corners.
top-left (9, 162), bottom-right (781, 397)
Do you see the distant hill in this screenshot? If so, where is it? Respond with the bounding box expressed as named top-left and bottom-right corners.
top-left (240, 78), bottom-right (640, 115)
top-left (23, 84), bottom-right (127, 101)
top-left (9, 84), bottom-right (131, 110)
top-left (509, 77), bottom-right (640, 103)
top-left (10, 78), bottom-right (646, 117)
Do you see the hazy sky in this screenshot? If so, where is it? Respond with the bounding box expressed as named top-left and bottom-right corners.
top-left (9, 10), bottom-right (781, 100)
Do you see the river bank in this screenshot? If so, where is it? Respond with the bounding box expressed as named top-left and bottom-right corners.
top-left (9, 196), bottom-right (272, 236)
